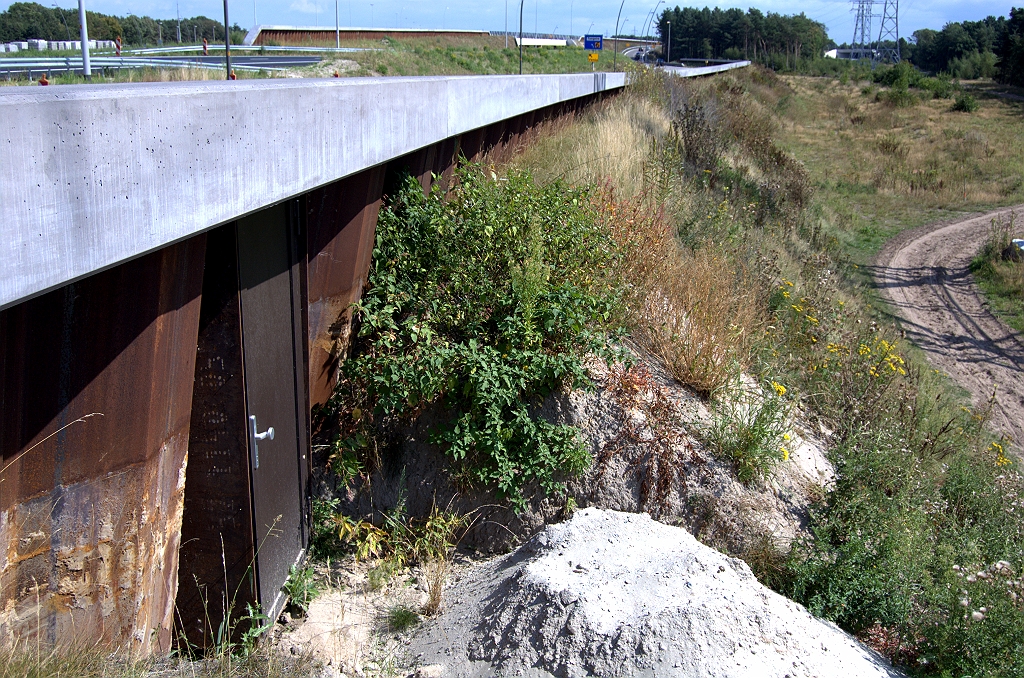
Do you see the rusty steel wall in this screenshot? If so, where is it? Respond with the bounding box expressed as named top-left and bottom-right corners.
top-left (306, 167), bottom-right (388, 407)
top-left (0, 237), bottom-right (206, 654)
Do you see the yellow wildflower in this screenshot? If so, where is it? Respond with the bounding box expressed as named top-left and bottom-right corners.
top-left (771, 381), bottom-right (787, 397)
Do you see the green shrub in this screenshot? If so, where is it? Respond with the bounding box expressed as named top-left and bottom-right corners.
top-left (952, 92), bottom-right (980, 113)
top-left (331, 167), bottom-right (623, 508)
top-left (949, 50), bottom-right (999, 80)
top-left (880, 85), bottom-right (919, 108)
top-left (918, 74), bottom-right (959, 99)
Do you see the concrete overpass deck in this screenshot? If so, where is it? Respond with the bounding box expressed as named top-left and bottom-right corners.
top-left (0, 72), bottom-right (624, 312)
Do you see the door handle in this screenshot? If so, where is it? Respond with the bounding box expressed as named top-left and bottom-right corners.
top-left (249, 415), bottom-right (275, 469)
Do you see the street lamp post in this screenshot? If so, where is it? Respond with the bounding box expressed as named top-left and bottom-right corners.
top-left (505, 0), bottom-right (508, 48)
top-left (54, 4), bottom-right (72, 40)
top-left (666, 20), bottom-right (671, 63)
top-left (77, 0), bottom-right (91, 80)
top-left (518, 0), bottom-right (525, 74)
top-left (223, 0), bottom-right (231, 79)
top-left (613, 0), bottom-right (625, 72)
top-left (336, 0), bottom-right (340, 47)
top-left (643, 0), bottom-right (663, 41)
top-left (570, 0), bottom-right (573, 39)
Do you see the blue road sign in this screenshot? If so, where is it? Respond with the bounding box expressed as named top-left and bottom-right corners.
top-left (584, 35), bottom-right (603, 50)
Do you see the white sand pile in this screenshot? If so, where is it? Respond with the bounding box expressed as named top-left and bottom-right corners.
top-left (409, 508), bottom-right (903, 677)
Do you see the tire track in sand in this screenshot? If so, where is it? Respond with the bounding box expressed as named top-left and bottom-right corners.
top-left (874, 205), bottom-right (1024, 452)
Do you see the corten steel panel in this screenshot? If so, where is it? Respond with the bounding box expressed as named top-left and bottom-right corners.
top-left (237, 201), bottom-right (309, 623)
top-left (0, 237), bottom-right (205, 654)
top-left (306, 166), bottom-right (386, 407)
top-left (176, 224), bottom-right (257, 650)
top-left (459, 127), bottom-right (489, 164)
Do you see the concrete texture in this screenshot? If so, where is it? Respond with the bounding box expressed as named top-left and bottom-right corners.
top-left (662, 61), bottom-right (752, 77)
top-left (0, 73), bottom-right (625, 311)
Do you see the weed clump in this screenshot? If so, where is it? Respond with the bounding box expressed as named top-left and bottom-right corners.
top-left (385, 605), bottom-right (420, 632)
top-left (325, 168), bottom-right (623, 509)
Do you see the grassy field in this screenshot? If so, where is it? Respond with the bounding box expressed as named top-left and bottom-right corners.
top-left (298, 39), bottom-right (623, 77)
top-left (777, 75), bottom-right (1024, 264)
top-left (971, 213), bottom-right (1024, 334)
top-left (1, 38), bottom-right (628, 86)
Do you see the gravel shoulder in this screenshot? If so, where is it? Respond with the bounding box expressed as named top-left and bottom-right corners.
top-left (874, 205), bottom-right (1024, 451)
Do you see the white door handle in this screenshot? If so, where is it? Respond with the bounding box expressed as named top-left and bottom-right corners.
top-left (249, 415), bottom-right (274, 468)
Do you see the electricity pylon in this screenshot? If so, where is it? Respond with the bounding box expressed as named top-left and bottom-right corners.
top-left (851, 0), bottom-right (873, 54)
top-left (874, 0), bottom-right (900, 63)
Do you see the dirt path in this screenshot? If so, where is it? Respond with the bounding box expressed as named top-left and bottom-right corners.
top-left (874, 205), bottom-right (1024, 452)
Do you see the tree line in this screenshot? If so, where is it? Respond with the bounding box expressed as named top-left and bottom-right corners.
top-left (655, 7), bottom-right (830, 69)
top-left (904, 9), bottom-right (1024, 84)
top-left (654, 5), bottom-right (1024, 86)
top-left (0, 2), bottom-right (244, 45)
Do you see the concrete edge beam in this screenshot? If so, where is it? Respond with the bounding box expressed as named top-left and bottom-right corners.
top-left (0, 73), bottom-right (625, 311)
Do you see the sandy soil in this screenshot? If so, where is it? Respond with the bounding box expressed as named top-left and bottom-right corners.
top-left (409, 509), bottom-right (903, 678)
top-left (874, 205), bottom-right (1024, 451)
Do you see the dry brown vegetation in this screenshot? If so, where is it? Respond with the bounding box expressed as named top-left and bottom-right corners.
top-left (513, 68), bottom-right (808, 397)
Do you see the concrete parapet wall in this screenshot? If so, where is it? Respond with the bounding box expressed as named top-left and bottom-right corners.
top-left (661, 60), bottom-right (752, 77)
top-left (0, 73), bottom-right (625, 312)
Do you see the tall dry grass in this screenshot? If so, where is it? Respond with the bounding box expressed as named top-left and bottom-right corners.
top-left (516, 76), bottom-right (766, 397)
top-left (600, 185), bottom-right (762, 397)
top-left (517, 93), bottom-right (673, 200)
top-left (0, 641), bottom-right (317, 678)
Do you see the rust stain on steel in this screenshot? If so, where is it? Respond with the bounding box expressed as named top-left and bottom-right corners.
top-left (0, 236), bottom-right (205, 654)
top-left (306, 166), bottom-right (387, 407)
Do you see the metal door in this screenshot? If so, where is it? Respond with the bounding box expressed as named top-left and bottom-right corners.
top-left (236, 201), bottom-right (309, 621)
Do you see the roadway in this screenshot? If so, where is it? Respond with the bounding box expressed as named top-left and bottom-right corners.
top-left (0, 54), bottom-right (321, 78)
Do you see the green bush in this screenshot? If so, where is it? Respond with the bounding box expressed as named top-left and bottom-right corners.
top-left (282, 565), bottom-right (320, 617)
top-left (949, 50), bottom-right (999, 80)
top-left (880, 85), bottom-right (920, 108)
top-left (386, 605), bottom-right (420, 632)
top-left (917, 74), bottom-right (959, 99)
top-left (952, 92), bottom-right (980, 112)
top-left (332, 167), bottom-right (623, 508)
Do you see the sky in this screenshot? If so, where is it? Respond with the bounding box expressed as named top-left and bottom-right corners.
top-left (2, 0), bottom-right (1015, 44)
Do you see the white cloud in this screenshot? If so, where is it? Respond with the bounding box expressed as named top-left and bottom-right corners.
top-left (289, 0), bottom-right (323, 15)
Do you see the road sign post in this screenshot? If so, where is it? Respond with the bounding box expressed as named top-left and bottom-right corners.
top-left (584, 34), bottom-right (602, 72)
